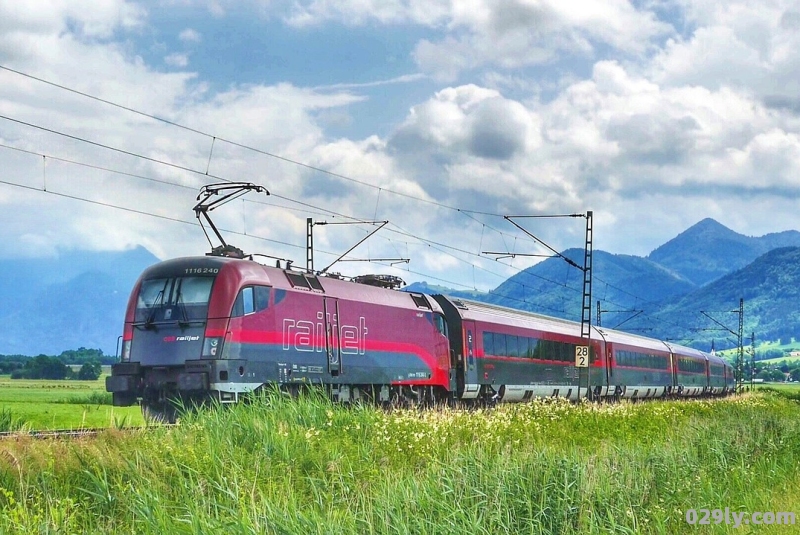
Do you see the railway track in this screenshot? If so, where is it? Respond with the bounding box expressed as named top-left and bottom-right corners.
top-left (0, 425), bottom-right (173, 440)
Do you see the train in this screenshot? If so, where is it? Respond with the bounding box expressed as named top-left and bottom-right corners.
top-left (106, 255), bottom-right (736, 420)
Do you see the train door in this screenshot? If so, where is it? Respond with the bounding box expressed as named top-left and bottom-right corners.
top-left (461, 320), bottom-right (480, 399)
top-left (323, 297), bottom-right (341, 376)
top-left (670, 353), bottom-right (677, 391)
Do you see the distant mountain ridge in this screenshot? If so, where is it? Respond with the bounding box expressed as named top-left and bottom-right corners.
top-left (648, 218), bottom-right (800, 286)
top-left (0, 247), bottom-right (159, 355)
top-left (631, 246), bottom-right (800, 345)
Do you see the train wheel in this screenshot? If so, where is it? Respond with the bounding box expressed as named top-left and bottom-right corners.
top-left (141, 400), bottom-right (178, 424)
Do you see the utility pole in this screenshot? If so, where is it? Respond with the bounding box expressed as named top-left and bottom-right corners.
top-left (750, 331), bottom-right (755, 390)
top-left (596, 301), bottom-right (643, 330)
top-left (701, 298), bottom-right (745, 391)
top-left (489, 211), bottom-right (594, 399)
top-left (306, 218), bottom-right (314, 271)
top-left (737, 298), bottom-right (744, 391)
top-left (580, 211), bottom-right (593, 400)
top-left (305, 219), bottom-right (408, 274)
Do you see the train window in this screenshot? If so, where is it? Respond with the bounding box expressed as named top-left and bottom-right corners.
top-left (255, 286), bottom-right (271, 312)
top-left (285, 271), bottom-right (311, 289)
top-left (541, 340), bottom-right (556, 361)
top-left (526, 338), bottom-right (536, 358)
top-left (678, 357), bottom-right (703, 373)
top-left (518, 337), bottom-right (530, 359)
top-left (483, 332), bottom-right (494, 355)
top-left (482, 332), bottom-right (550, 359)
top-left (274, 289), bottom-right (287, 306)
top-left (434, 314), bottom-right (447, 336)
top-left (410, 293), bottom-right (431, 309)
top-left (559, 342), bottom-right (571, 362)
top-left (138, 278), bottom-right (170, 309)
top-left (176, 277), bottom-right (214, 305)
top-left (135, 276), bottom-right (215, 323)
top-left (231, 285), bottom-right (271, 317)
top-left (533, 339), bottom-right (547, 360)
top-left (555, 341), bottom-right (564, 361)
top-left (232, 287), bottom-right (255, 317)
top-left (244, 288), bottom-right (255, 315)
top-left (306, 276), bottom-right (324, 292)
top-left (507, 336), bottom-right (519, 358)
top-left (494, 334), bottom-right (507, 356)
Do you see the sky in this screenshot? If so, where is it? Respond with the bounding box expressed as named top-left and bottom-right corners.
top-left (1, 0), bottom-right (800, 293)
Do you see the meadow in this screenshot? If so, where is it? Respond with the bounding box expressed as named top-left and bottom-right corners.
top-left (0, 376), bottom-right (142, 430)
top-left (0, 387), bottom-right (799, 534)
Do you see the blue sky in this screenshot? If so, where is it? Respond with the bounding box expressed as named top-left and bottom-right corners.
top-left (1, 0), bottom-right (800, 294)
top-left (142, 4), bottom-right (442, 139)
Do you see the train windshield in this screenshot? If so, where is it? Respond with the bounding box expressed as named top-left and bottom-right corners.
top-left (135, 276), bottom-right (215, 323)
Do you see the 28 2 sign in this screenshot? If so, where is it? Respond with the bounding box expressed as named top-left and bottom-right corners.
top-left (575, 346), bottom-right (590, 367)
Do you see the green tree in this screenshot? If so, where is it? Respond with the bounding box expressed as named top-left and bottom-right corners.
top-left (15, 355), bottom-right (70, 380)
top-left (790, 368), bottom-right (800, 382)
top-left (77, 360), bottom-right (102, 381)
top-left (58, 348), bottom-right (111, 365)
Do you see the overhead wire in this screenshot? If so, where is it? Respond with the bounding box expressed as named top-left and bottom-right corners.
top-left (0, 124), bottom-right (692, 329)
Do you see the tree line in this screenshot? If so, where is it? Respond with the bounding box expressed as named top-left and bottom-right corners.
top-left (0, 348), bottom-right (111, 380)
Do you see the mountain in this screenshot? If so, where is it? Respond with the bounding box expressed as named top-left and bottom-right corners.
top-left (648, 218), bottom-right (800, 286)
top-left (629, 247), bottom-right (800, 347)
top-left (0, 247), bottom-right (160, 355)
top-left (482, 249), bottom-right (697, 322)
top-left (403, 281), bottom-right (487, 301)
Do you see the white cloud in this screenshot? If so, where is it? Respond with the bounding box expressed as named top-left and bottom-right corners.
top-left (276, 0), bottom-right (672, 81)
top-left (0, 0), bottom-right (145, 38)
top-left (283, 0), bottom-right (451, 27)
top-left (392, 84), bottom-right (539, 162)
top-left (178, 28), bottom-right (201, 43)
top-left (164, 52), bottom-right (189, 67)
top-left (653, 0), bottom-right (800, 109)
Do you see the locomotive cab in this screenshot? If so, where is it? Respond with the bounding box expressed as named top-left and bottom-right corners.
top-left (106, 256), bottom-right (250, 419)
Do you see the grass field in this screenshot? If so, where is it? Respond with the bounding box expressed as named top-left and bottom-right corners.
top-left (755, 383), bottom-right (800, 391)
top-left (760, 355), bottom-right (800, 365)
top-left (0, 375), bottom-right (143, 430)
top-left (1, 389), bottom-right (799, 533)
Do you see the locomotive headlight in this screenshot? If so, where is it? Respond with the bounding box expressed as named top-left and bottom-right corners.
top-left (202, 337), bottom-right (223, 358)
top-left (121, 340), bottom-right (132, 362)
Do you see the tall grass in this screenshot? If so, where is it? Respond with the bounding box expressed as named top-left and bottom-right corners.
top-left (54, 391), bottom-right (113, 406)
top-left (0, 391), bottom-right (799, 533)
top-left (0, 408), bottom-right (26, 433)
